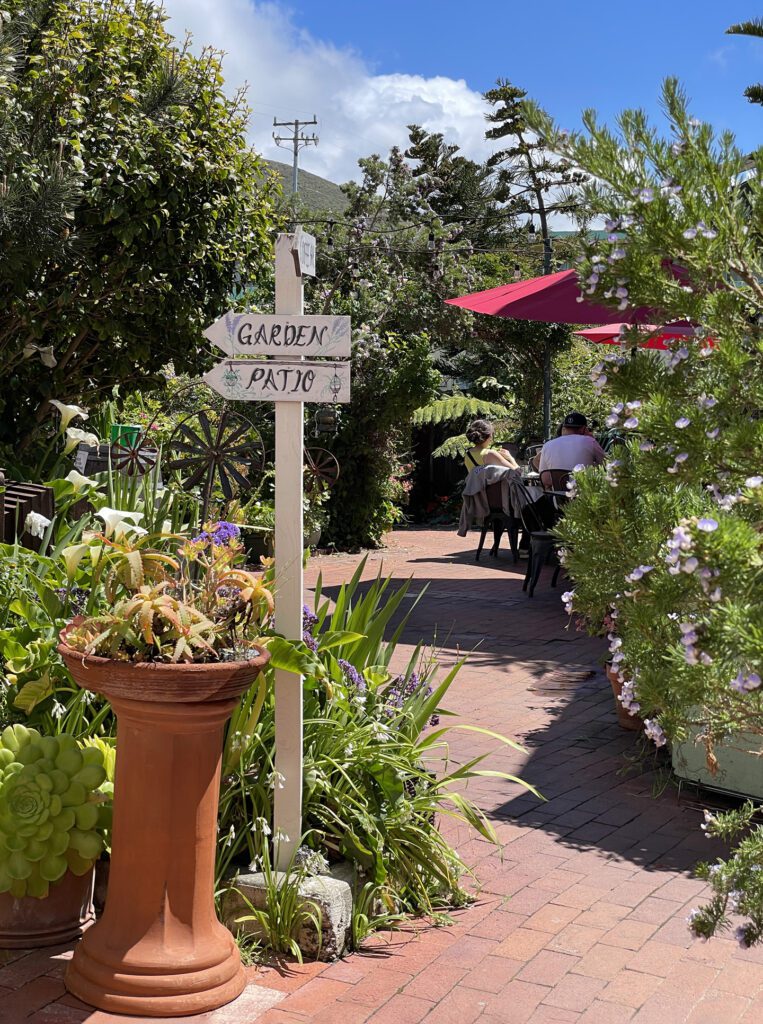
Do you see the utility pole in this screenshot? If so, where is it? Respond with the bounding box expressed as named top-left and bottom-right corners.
top-left (273, 116), bottom-right (319, 195)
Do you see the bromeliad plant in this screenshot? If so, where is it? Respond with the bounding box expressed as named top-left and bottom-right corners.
top-left (217, 560), bottom-right (537, 922)
top-left (64, 522), bottom-right (274, 664)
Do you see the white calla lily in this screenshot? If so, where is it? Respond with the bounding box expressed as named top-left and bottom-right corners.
top-left (61, 543), bottom-right (90, 582)
top-left (24, 512), bottom-right (52, 539)
top-left (95, 507), bottom-right (144, 538)
top-left (50, 400), bottom-right (89, 433)
top-left (65, 470), bottom-right (98, 491)
top-left (64, 427), bottom-right (100, 455)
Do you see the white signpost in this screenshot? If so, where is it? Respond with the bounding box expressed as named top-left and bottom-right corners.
top-left (203, 360), bottom-right (350, 403)
top-left (204, 230), bottom-right (350, 868)
top-left (204, 313), bottom-right (351, 359)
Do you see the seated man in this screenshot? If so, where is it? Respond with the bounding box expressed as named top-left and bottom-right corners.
top-left (537, 412), bottom-right (606, 473)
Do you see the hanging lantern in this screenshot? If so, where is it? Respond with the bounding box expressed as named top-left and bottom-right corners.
top-left (313, 406), bottom-right (339, 437)
top-left (222, 362), bottom-right (241, 389)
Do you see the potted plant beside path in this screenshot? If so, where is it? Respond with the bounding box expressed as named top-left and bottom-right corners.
top-left (0, 725), bottom-right (108, 947)
top-left (57, 521), bottom-right (272, 1017)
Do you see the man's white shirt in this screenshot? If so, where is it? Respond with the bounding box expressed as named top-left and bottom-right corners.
top-left (538, 434), bottom-right (606, 473)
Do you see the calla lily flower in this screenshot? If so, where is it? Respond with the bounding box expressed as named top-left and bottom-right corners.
top-left (65, 470), bottom-right (98, 491)
top-left (61, 543), bottom-right (90, 582)
top-left (50, 400), bottom-right (89, 433)
top-left (64, 427), bottom-right (100, 454)
top-left (95, 507), bottom-right (144, 538)
top-left (24, 511), bottom-right (52, 539)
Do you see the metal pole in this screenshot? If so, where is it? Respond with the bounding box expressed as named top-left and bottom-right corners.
top-left (291, 120), bottom-right (300, 195)
top-left (542, 235), bottom-right (553, 440)
top-left (272, 232), bottom-right (304, 868)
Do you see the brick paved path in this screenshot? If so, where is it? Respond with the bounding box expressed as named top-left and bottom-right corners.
top-left (5, 527), bottom-right (763, 1023)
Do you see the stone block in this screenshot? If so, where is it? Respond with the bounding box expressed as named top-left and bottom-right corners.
top-left (222, 862), bottom-right (353, 961)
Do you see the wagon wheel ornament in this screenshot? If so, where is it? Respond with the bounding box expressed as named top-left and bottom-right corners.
top-left (165, 407), bottom-right (265, 521)
top-left (109, 436), bottom-right (159, 477)
top-left (304, 447), bottom-right (340, 494)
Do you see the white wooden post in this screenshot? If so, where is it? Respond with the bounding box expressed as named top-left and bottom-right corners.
top-left (273, 232), bottom-right (304, 868)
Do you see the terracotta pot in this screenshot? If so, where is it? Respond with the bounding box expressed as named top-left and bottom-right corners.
top-left (58, 634), bottom-right (270, 1018)
top-left (606, 662), bottom-right (644, 732)
top-left (0, 868), bottom-right (95, 949)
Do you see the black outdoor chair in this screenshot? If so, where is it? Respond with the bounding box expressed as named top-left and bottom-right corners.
top-left (519, 484), bottom-right (564, 597)
top-left (539, 468), bottom-right (571, 495)
top-left (475, 480), bottom-right (520, 563)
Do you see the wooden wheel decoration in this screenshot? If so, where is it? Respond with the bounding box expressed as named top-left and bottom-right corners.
top-left (304, 447), bottom-right (340, 494)
top-left (165, 408), bottom-right (265, 520)
top-left (110, 436), bottom-right (159, 477)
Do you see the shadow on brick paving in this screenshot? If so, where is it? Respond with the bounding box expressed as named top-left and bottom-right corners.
top-left (319, 529), bottom-right (727, 880)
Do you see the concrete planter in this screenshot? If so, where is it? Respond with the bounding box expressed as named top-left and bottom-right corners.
top-left (58, 635), bottom-right (269, 1018)
top-left (0, 867), bottom-right (95, 949)
top-left (222, 861), bottom-right (354, 962)
top-left (671, 718), bottom-right (763, 800)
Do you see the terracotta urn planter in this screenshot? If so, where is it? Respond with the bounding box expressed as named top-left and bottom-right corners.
top-left (58, 633), bottom-right (269, 1018)
top-left (606, 662), bottom-right (644, 732)
top-left (0, 867), bottom-right (95, 948)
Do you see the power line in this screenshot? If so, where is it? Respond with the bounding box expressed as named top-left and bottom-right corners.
top-left (272, 116), bottom-right (319, 195)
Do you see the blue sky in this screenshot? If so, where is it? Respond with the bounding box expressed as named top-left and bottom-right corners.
top-left (164, 2), bottom-right (762, 183)
top-left (288, 1), bottom-right (762, 150)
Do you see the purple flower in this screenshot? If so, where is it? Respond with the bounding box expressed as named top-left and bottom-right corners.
top-left (730, 671), bottom-right (761, 694)
top-left (706, 427), bottom-right (720, 439)
top-left (675, 417), bottom-right (691, 429)
top-left (626, 565), bottom-right (654, 582)
top-left (745, 476), bottom-right (763, 488)
top-left (338, 659), bottom-right (366, 694)
top-left (194, 521), bottom-right (241, 547)
top-left (682, 557), bottom-right (699, 574)
top-left (644, 718), bottom-right (667, 747)
top-left (623, 416), bottom-right (639, 429)
top-left (302, 605), bottom-right (319, 633)
top-left (696, 518), bottom-right (718, 532)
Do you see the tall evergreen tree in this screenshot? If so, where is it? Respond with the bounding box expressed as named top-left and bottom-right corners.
top-left (727, 19), bottom-right (763, 105)
top-left (483, 79), bottom-right (585, 436)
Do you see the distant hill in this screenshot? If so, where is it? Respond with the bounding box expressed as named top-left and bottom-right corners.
top-left (266, 160), bottom-right (349, 215)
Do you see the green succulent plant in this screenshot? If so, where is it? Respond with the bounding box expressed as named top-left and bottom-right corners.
top-left (0, 724), bottom-right (108, 898)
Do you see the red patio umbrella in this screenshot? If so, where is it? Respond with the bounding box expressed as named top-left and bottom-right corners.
top-left (573, 321), bottom-right (712, 351)
top-left (445, 268), bottom-right (655, 326)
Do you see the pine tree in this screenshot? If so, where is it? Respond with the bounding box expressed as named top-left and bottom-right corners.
top-left (727, 19), bottom-right (763, 105)
top-left (483, 79), bottom-right (586, 438)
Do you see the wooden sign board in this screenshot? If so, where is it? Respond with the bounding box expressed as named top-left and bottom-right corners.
top-left (291, 227), bottom-right (316, 277)
top-left (203, 359), bottom-right (351, 403)
top-left (204, 313), bottom-right (350, 358)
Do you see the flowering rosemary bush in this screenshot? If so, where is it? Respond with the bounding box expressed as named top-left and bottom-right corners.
top-left (525, 80), bottom-right (763, 940)
top-left (217, 562), bottom-right (534, 921)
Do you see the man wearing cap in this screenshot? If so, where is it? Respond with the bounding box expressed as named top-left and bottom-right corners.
top-left (537, 412), bottom-right (606, 473)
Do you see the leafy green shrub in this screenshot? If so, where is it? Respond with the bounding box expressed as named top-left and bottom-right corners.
top-left (0, 0), bottom-right (279, 455)
top-left (526, 78), bottom-right (763, 939)
top-left (218, 561), bottom-right (535, 916)
top-left (0, 724), bottom-right (108, 898)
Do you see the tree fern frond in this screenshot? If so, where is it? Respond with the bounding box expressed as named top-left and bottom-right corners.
top-left (727, 19), bottom-right (763, 38)
top-left (432, 434), bottom-right (471, 459)
top-left (412, 394), bottom-right (509, 427)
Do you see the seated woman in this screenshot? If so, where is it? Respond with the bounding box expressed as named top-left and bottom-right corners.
top-left (464, 419), bottom-right (519, 472)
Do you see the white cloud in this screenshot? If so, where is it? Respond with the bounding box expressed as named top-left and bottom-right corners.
top-left (161, 0), bottom-right (496, 184)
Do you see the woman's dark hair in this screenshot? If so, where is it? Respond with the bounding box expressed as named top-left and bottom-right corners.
top-left (466, 419), bottom-right (494, 445)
